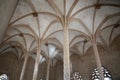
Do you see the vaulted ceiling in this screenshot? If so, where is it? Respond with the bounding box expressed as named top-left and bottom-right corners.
top-left (0, 0), bottom-right (120, 64)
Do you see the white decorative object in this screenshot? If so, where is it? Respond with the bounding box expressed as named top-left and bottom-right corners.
top-left (0, 74), bottom-right (8, 80)
top-left (92, 67), bottom-right (112, 80)
top-left (71, 72), bottom-right (83, 80)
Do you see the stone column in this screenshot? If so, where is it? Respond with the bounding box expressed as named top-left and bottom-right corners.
top-left (32, 44), bottom-right (41, 80)
top-left (20, 51), bottom-right (29, 80)
top-left (0, 0), bottom-right (19, 42)
top-left (46, 58), bottom-right (50, 80)
top-left (92, 37), bottom-right (104, 80)
top-left (63, 26), bottom-right (70, 80)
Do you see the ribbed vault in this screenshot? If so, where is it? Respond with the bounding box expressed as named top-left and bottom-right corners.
top-left (0, 0), bottom-right (120, 80)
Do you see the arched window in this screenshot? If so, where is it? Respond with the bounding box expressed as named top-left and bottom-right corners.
top-left (92, 67), bottom-right (112, 80)
top-left (71, 72), bottom-right (83, 80)
top-left (0, 74), bottom-right (9, 80)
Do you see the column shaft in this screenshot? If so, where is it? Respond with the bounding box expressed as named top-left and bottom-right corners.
top-left (92, 39), bottom-right (104, 80)
top-left (32, 45), bottom-right (41, 80)
top-left (20, 52), bottom-right (29, 80)
top-left (46, 59), bottom-right (50, 80)
top-left (63, 26), bottom-right (70, 80)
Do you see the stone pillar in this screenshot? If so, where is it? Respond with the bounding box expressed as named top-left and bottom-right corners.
top-left (92, 38), bottom-right (104, 80)
top-left (63, 0), bottom-right (70, 79)
top-left (46, 58), bottom-right (50, 80)
top-left (20, 51), bottom-right (29, 80)
top-left (0, 0), bottom-right (19, 42)
top-left (63, 26), bottom-right (70, 80)
top-left (32, 44), bottom-right (41, 80)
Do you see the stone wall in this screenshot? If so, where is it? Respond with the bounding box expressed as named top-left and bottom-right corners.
top-left (0, 52), bottom-right (22, 80)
